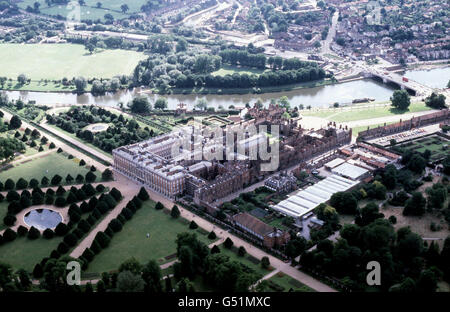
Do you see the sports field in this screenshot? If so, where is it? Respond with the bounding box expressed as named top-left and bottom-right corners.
top-left (0, 152), bottom-right (94, 182)
top-left (85, 201), bottom-right (217, 274)
top-left (0, 44), bottom-right (146, 80)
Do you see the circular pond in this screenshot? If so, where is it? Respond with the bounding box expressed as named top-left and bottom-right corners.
top-left (24, 209), bottom-right (62, 230)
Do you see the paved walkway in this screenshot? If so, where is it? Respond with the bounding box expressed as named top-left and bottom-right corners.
top-left (69, 174), bottom-right (141, 258)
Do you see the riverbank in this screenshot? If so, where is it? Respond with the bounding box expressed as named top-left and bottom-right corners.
top-left (154, 79), bottom-right (335, 95)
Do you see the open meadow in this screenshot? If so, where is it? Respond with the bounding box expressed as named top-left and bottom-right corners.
top-left (0, 44), bottom-right (146, 80)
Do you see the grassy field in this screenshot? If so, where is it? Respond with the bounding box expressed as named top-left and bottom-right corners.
top-left (211, 65), bottom-right (266, 77)
top-left (266, 271), bottom-right (314, 292)
top-left (0, 152), bottom-right (93, 182)
top-left (0, 236), bottom-right (62, 271)
top-left (0, 44), bottom-right (146, 80)
top-left (302, 102), bottom-right (431, 123)
top-left (85, 201), bottom-right (216, 274)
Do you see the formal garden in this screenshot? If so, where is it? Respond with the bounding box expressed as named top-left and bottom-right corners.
top-left (83, 198), bottom-right (218, 275)
top-left (0, 181), bottom-right (115, 271)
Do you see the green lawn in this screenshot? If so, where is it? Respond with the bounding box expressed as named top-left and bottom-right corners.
top-left (85, 201), bottom-right (216, 274)
top-left (0, 152), bottom-right (94, 182)
top-left (0, 236), bottom-right (62, 271)
top-left (0, 44), bottom-right (146, 80)
top-left (396, 135), bottom-right (449, 162)
top-left (266, 271), bottom-right (315, 292)
top-left (40, 5), bottom-right (129, 21)
top-left (302, 102), bottom-right (431, 123)
top-left (211, 65), bottom-right (267, 77)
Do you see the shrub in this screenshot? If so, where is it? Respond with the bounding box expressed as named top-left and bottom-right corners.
top-left (211, 245), bottom-right (220, 254)
top-left (224, 237), bottom-right (234, 249)
top-left (90, 239), bottom-right (102, 254)
top-left (51, 174), bottom-right (63, 186)
top-left (29, 178), bottom-right (39, 188)
top-left (189, 220), bottom-right (198, 229)
top-left (17, 225), bottom-right (29, 236)
top-left (57, 241), bottom-right (69, 254)
top-left (41, 176), bottom-right (49, 186)
top-left (94, 231), bottom-right (111, 248)
top-left (64, 233), bottom-right (78, 247)
top-left (96, 184), bottom-right (105, 193)
top-left (138, 187), bottom-right (149, 201)
top-left (101, 169), bottom-right (114, 181)
top-left (3, 228), bottom-right (17, 242)
top-left (76, 174), bottom-right (84, 183)
top-left (16, 178), bottom-right (28, 190)
top-left (109, 219), bottom-right (123, 232)
top-left (54, 196), bottom-right (67, 207)
top-left (6, 190), bottom-right (20, 202)
top-left (90, 166), bottom-right (96, 172)
top-left (155, 202), bottom-right (164, 210)
top-left (105, 227), bottom-right (114, 238)
top-left (70, 212), bottom-right (81, 223)
top-left (79, 159), bottom-right (86, 166)
top-left (4, 179), bottom-right (15, 190)
top-left (66, 192), bottom-right (78, 204)
top-left (96, 201), bottom-right (109, 214)
top-left (171, 205), bottom-right (181, 218)
top-left (45, 194), bottom-right (55, 205)
top-left (49, 142), bottom-right (55, 149)
top-left (50, 250), bottom-right (61, 259)
top-left (238, 246), bottom-right (246, 257)
top-left (3, 214), bottom-right (16, 226)
top-left (78, 219), bottom-right (91, 233)
top-left (208, 231), bottom-right (217, 239)
top-left (87, 214), bottom-right (97, 226)
top-left (132, 196), bottom-right (142, 209)
top-left (110, 187), bottom-right (122, 201)
top-left (27, 226), bottom-right (41, 239)
top-left (82, 248), bottom-right (95, 262)
top-left (43, 228), bottom-right (55, 239)
top-left (120, 208), bottom-right (133, 220)
top-left (261, 256), bottom-right (270, 269)
top-left (33, 263), bottom-right (43, 279)
top-left (57, 147), bottom-right (63, 153)
top-left (82, 184), bottom-right (96, 197)
top-left (55, 223), bottom-right (69, 236)
top-left (85, 171), bottom-right (96, 183)
top-left (388, 215), bottom-right (397, 224)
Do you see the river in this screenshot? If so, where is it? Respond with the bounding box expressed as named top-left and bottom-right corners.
top-left (2, 67), bottom-right (448, 110)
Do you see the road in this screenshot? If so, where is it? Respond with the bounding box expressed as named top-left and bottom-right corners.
top-left (321, 11), bottom-right (339, 55)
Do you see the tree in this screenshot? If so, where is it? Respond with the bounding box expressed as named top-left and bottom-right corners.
top-left (189, 220), bottom-right (198, 229)
top-left (238, 246), bottom-right (246, 257)
top-left (224, 237), bottom-right (233, 249)
top-left (155, 202), bottom-right (164, 210)
top-left (102, 169), bottom-right (114, 181)
top-left (17, 74), bottom-right (27, 85)
top-left (117, 271), bottom-right (145, 292)
top-left (8, 115), bottom-right (21, 130)
top-left (208, 231), bottom-right (217, 239)
top-left (74, 77), bottom-right (87, 92)
top-left (154, 97), bottom-right (168, 110)
top-left (211, 245), bottom-right (220, 254)
top-left (171, 205), bottom-right (180, 218)
top-left (403, 192), bottom-right (426, 216)
top-left (142, 260), bottom-right (162, 292)
top-left (425, 93), bottom-right (446, 109)
top-left (390, 90), bottom-right (410, 110)
top-left (329, 192), bottom-right (358, 215)
top-left (85, 171), bottom-right (96, 183)
top-left (129, 96), bottom-right (151, 114)
top-left (120, 3), bottom-right (129, 13)
top-left (261, 256), bottom-right (270, 269)
top-left (175, 278), bottom-right (195, 292)
top-left (138, 187), bottom-right (149, 201)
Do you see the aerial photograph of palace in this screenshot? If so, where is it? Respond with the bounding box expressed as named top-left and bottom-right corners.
top-left (0, 0), bottom-right (449, 296)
